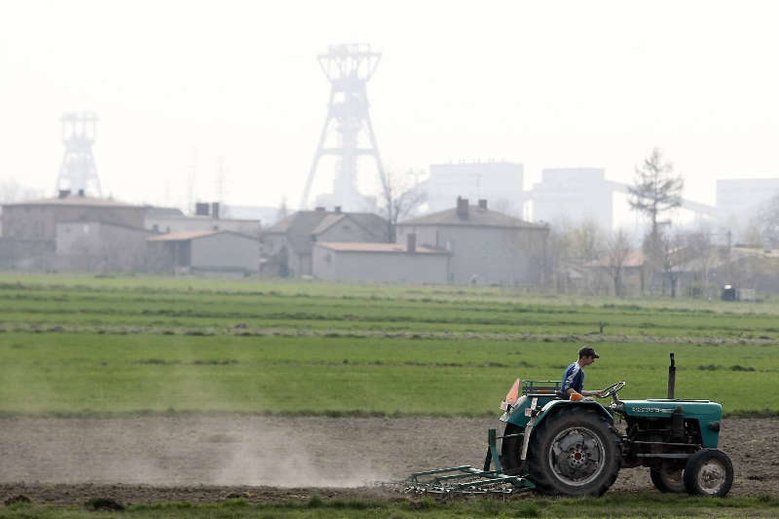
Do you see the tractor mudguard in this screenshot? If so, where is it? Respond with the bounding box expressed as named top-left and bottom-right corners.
top-left (532, 399), bottom-right (614, 428)
top-left (503, 396), bottom-right (614, 429)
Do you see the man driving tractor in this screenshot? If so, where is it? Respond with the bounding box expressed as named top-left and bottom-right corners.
top-left (561, 346), bottom-right (605, 400)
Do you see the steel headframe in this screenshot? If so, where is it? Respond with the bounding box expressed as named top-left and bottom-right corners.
top-left (56, 112), bottom-right (102, 197)
top-left (299, 43), bottom-right (387, 211)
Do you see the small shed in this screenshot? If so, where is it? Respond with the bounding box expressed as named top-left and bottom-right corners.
top-left (312, 237), bottom-right (450, 284)
top-left (147, 230), bottom-right (258, 275)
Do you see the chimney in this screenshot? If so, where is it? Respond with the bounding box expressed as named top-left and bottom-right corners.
top-left (478, 199), bottom-right (488, 209)
top-left (211, 202), bottom-right (220, 220)
top-left (406, 233), bottom-right (417, 253)
top-left (334, 206), bottom-right (341, 214)
top-left (456, 197), bottom-right (469, 219)
top-left (58, 189), bottom-right (70, 199)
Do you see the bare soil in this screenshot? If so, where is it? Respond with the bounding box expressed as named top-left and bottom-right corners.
top-left (0, 416), bottom-right (776, 505)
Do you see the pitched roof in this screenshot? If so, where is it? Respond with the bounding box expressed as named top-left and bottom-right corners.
top-left (4, 195), bottom-right (141, 209)
top-left (147, 230), bottom-right (220, 242)
top-left (311, 214), bottom-right (346, 235)
top-left (399, 205), bottom-right (546, 229)
top-left (312, 212), bottom-right (388, 240)
top-left (316, 242), bottom-right (449, 254)
top-left (264, 210), bottom-right (388, 254)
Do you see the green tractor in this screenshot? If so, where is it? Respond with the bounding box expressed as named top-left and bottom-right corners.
top-left (499, 353), bottom-right (734, 497)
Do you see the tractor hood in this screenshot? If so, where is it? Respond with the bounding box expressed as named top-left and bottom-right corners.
top-left (620, 399), bottom-right (721, 421)
top-left (620, 399), bottom-right (722, 448)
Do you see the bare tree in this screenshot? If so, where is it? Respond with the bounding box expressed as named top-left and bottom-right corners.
top-left (605, 229), bottom-right (633, 297)
top-left (570, 218), bottom-right (604, 262)
top-left (681, 227), bottom-right (717, 296)
top-left (628, 148), bottom-right (684, 271)
top-left (544, 219), bottom-right (606, 294)
top-left (379, 169), bottom-right (427, 242)
top-left (658, 231), bottom-right (694, 298)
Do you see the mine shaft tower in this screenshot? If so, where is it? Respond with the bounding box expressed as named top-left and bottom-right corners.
top-left (56, 112), bottom-right (102, 197)
top-left (300, 44), bottom-right (387, 210)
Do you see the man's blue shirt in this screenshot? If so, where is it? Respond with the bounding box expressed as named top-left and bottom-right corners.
top-left (561, 362), bottom-right (584, 396)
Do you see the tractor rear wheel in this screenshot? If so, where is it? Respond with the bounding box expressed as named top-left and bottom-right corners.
top-left (526, 408), bottom-right (620, 496)
top-left (500, 423), bottom-right (525, 475)
top-left (683, 449), bottom-right (733, 497)
top-left (650, 463), bottom-right (685, 493)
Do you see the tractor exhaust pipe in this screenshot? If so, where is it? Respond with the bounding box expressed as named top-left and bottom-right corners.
top-left (667, 352), bottom-right (676, 399)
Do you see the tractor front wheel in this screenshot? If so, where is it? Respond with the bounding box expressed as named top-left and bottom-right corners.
top-left (526, 408), bottom-right (620, 496)
top-left (650, 463), bottom-right (685, 493)
top-left (683, 449), bottom-right (733, 497)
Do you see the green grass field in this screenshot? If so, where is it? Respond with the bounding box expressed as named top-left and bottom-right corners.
top-left (0, 274), bottom-right (777, 416)
top-left (2, 492), bottom-right (778, 518)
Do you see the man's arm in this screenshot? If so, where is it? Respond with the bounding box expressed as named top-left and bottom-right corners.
top-left (581, 389), bottom-right (604, 397)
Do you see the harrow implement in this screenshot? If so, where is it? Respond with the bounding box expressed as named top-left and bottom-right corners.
top-left (401, 428), bottom-right (534, 495)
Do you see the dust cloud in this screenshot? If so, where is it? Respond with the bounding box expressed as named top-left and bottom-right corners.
top-left (0, 415), bottom-right (402, 487)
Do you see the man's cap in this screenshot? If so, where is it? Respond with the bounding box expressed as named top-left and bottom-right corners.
top-left (579, 346), bottom-right (600, 358)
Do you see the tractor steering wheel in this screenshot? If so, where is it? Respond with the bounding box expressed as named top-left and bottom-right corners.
top-left (599, 380), bottom-right (626, 399)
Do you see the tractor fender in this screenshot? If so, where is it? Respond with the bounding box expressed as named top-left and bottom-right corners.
top-left (533, 399), bottom-right (614, 429)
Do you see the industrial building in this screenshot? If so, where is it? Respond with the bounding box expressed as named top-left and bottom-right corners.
top-left (425, 161), bottom-right (525, 216)
top-left (716, 178), bottom-right (779, 225)
top-left (530, 168), bottom-right (614, 230)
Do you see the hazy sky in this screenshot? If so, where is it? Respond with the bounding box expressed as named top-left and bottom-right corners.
top-left (1, 0), bottom-right (778, 212)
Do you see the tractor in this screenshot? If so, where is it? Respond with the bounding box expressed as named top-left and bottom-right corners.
top-left (498, 353), bottom-right (734, 497)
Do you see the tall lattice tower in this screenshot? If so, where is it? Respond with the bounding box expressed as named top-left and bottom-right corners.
top-left (300, 44), bottom-right (387, 210)
top-left (56, 112), bottom-right (102, 196)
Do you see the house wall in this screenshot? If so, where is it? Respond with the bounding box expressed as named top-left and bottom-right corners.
top-left (0, 238), bottom-right (55, 270)
top-left (56, 222), bottom-right (151, 271)
top-left (2, 204), bottom-right (145, 241)
top-left (146, 241), bottom-right (191, 274)
top-left (263, 226), bottom-right (385, 278)
top-left (259, 233), bottom-right (290, 277)
top-left (191, 233), bottom-right (259, 273)
top-left (313, 246), bottom-right (449, 283)
top-left (396, 225), bottom-right (548, 285)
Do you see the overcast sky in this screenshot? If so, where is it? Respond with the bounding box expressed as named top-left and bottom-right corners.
top-left (1, 0), bottom-right (778, 213)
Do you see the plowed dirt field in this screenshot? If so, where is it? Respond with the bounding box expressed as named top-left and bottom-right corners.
top-left (0, 416), bottom-right (776, 504)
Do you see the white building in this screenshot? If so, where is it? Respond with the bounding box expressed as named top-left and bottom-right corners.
top-left (716, 178), bottom-right (779, 224)
top-left (531, 168), bottom-right (613, 230)
top-left (425, 161), bottom-right (524, 216)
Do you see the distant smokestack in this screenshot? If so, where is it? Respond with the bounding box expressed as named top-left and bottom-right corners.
top-left (406, 233), bottom-right (417, 253)
top-left (456, 197), bottom-right (469, 219)
top-left (478, 199), bottom-right (487, 209)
